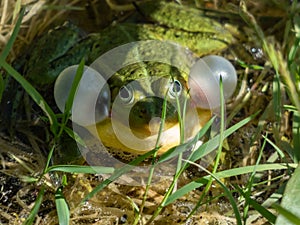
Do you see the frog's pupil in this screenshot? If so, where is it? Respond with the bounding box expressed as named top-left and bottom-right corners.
top-left (172, 80), bottom-right (181, 93)
top-left (168, 80), bottom-right (182, 99)
top-left (119, 86), bottom-right (131, 102)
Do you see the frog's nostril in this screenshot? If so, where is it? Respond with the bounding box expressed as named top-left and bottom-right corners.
top-left (140, 108), bottom-right (147, 114)
top-left (138, 108), bottom-right (148, 119)
top-left (93, 43), bottom-right (100, 49)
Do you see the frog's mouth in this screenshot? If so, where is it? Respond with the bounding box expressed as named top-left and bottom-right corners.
top-left (127, 96), bottom-right (179, 139)
top-left (94, 98), bottom-right (212, 156)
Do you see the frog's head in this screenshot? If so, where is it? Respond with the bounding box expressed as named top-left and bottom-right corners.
top-left (108, 62), bottom-right (189, 138)
top-left (54, 55), bottom-right (237, 160)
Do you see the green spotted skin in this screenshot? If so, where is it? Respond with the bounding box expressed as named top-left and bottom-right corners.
top-left (24, 1), bottom-right (232, 85)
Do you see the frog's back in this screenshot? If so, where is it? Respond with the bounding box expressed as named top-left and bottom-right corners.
top-left (25, 1), bottom-right (233, 85)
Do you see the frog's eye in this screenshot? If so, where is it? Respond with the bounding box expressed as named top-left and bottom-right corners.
top-left (119, 85), bottom-right (134, 104)
top-left (168, 79), bottom-right (182, 99)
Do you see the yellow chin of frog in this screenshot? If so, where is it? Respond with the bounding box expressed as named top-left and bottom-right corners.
top-left (85, 107), bottom-right (211, 161)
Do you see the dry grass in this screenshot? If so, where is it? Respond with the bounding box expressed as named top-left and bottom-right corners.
top-left (0, 0), bottom-right (297, 224)
top-left (0, 0), bottom-right (82, 61)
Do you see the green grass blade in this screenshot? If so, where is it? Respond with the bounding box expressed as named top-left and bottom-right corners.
top-left (135, 89), bottom-right (170, 225)
top-left (23, 186), bottom-right (45, 225)
top-left (82, 149), bottom-right (157, 202)
top-left (284, 105), bottom-right (297, 112)
top-left (43, 138), bottom-right (56, 174)
top-left (0, 8), bottom-right (24, 63)
top-left (189, 111), bottom-right (259, 162)
top-left (185, 160), bottom-right (242, 225)
top-left (235, 185), bottom-right (276, 223)
top-left (158, 116), bottom-right (215, 163)
top-left (275, 163), bottom-right (300, 225)
top-left (263, 135), bottom-right (286, 159)
top-left (145, 116), bottom-right (216, 223)
top-left (0, 61), bottom-right (59, 135)
top-left (240, 1), bottom-right (300, 111)
top-left (262, 183), bottom-right (286, 208)
top-left (164, 163), bottom-right (297, 206)
top-left (273, 76), bottom-right (282, 124)
top-left (63, 126), bottom-right (87, 147)
top-left (236, 59), bottom-right (264, 70)
top-left (0, 5), bottom-right (59, 136)
top-left (293, 112), bottom-right (300, 162)
top-left (242, 133), bottom-right (267, 223)
top-left (46, 165), bottom-right (114, 174)
top-left (55, 187), bottom-right (70, 225)
top-left (57, 59), bottom-right (85, 139)
top-left (188, 77), bottom-right (226, 217)
top-left (274, 204), bottom-right (300, 225)
top-left (288, 37), bottom-right (300, 67)
top-left (62, 59), bottom-right (84, 122)
top-left (42, 4), bottom-right (83, 10)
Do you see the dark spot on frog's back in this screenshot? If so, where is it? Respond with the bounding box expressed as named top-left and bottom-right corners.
top-left (86, 24), bottom-right (142, 59)
top-left (23, 23), bottom-right (84, 85)
top-left (32, 23), bottom-right (80, 62)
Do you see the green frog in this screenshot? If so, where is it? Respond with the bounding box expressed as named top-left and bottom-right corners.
top-left (24, 1), bottom-right (232, 85)
top-left (1, 1), bottom-right (233, 160)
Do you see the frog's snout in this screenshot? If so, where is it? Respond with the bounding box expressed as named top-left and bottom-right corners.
top-left (128, 97), bottom-right (177, 137)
